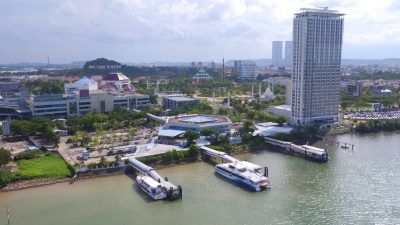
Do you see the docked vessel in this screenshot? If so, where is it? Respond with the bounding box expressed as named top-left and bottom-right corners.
top-left (136, 174), bottom-right (167, 200)
top-left (215, 162), bottom-right (271, 191)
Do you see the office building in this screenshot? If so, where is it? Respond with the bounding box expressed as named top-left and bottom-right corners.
top-left (234, 60), bottom-right (256, 80)
top-left (0, 82), bottom-right (29, 106)
top-left (272, 41), bottom-right (283, 67)
top-left (291, 8), bottom-right (344, 126)
top-left (284, 41), bottom-right (293, 67)
top-left (163, 96), bottom-right (200, 110)
top-left (346, 81), bottom-right (363, 97)
top-left (27, 90), bottom-right (149, 118)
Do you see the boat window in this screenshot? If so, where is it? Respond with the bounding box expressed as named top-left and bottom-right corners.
top-left (238, 168), bottom-right (246, 172)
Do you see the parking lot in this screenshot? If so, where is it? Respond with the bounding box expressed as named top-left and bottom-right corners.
top-left (345, 110), bottom-right (400, 120)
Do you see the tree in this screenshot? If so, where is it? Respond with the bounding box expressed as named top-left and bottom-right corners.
top-left (238, 120), bottom-right (254, 136)
top-left (0, 148), bottom-right (11, 166)
top-left (183, 130), bottom-right (200, 146)
top-left (0, 169), bottom-right (12, 186)
top-left (99, 156), bottom-right (107, 167)
top-left (188, 145), bottom-right (200, 158)
top-left (276, 116), bottom-right (286, 126)
top-left (45, 126), bottom-right (60, 147)
top-left (128, 127), bottom-right (137, 137)
top-left (381, 95), bottom-right (397, 109)
top-left (201, 128), bottom-right (213, 137)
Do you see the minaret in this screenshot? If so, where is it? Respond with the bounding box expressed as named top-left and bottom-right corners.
top-left (222, 58), bottom-right (225, 84)
top-left (251, 85), bottom-right (254, 100)
top-left (146, 79), bottom-right (149, 90)
top-left (258, 83), bottom-right (262, 96)
top-left (155, 80), bottom-right (160, 93)
top-left (227, 91), bottom-right (231, 108)
top-left (212, 92), bottom-right (216, 108)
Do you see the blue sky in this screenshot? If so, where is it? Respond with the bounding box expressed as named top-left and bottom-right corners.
top-left (1, 0), bottom-right (400, 63)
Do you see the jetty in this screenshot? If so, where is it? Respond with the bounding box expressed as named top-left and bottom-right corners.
top-left (128, 157), bottom-right (182, 200)
top-left (262, 136), bottom-right (328, 163)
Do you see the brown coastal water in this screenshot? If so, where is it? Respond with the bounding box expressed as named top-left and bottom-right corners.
top-left (1, 132), bottom-right (400, 225)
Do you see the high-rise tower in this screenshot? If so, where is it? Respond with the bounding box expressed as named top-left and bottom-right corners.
top-left (272, 41), bottom-right (283, 67)
top-left (284, 41), bottom-right (293, 67)
top-left (291, 8), bottom-right (344, 126)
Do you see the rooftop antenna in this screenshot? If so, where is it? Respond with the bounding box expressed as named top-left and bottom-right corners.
top-left (222, 58), bottom-right (225, 85)
top-left (227, 91), bottom-right (231, 108)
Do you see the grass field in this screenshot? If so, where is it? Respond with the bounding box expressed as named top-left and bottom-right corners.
top-left (15, 154), bottom-right (72, 180)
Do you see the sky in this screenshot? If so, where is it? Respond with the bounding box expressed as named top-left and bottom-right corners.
top-left (1, 0), bottom-right (400, 64)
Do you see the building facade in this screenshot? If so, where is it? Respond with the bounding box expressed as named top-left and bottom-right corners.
top-left (234, 60), bottom-right (256, 80)
top-left (291, 8), bottom-right (344, 126)
top-left (0, 82), bottom-right (29, 106)
top-left (162, 96), bottom-right (200, 110)
top-left (27, 91), bottom-right (149, 118)
top-left (272, 41), bottom-right (283, 67)
top-left (164, 115), bottom-right (232, 133)
top-left (101, 72), bottom-right (132, 92)
top-left (64, 77), bottom-right (98, 94)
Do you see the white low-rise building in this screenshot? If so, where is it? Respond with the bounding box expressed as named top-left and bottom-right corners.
top-left (64, 77), bottom-right (98, 94)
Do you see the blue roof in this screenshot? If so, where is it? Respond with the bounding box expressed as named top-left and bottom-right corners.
top-left (180, 116), bottom-right (216, 123)
top-left (158, 129), bottom-right (185, 137)
top-left (75, 77), bottom-right (95, 84)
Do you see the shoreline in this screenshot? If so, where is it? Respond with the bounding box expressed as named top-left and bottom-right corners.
top-left (0, 157), bottom-right (206, 192)
top-left (0, 139), bottom-right (336, 192)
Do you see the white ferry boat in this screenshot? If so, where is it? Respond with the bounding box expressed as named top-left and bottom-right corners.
top-left (215, 162), bottom-right (271, 191)
top-left (136, 174), bottom-right (167, 200)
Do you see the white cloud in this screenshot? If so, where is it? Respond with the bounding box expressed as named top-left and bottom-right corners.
top-left (0, 0), bottom-right (400, 63)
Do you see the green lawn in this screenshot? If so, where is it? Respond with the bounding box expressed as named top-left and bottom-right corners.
top-left (15, 154), bottom-right (72, 180)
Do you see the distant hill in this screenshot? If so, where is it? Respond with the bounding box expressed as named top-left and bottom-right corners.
top-left (341, 58), bottom-right (400, 65)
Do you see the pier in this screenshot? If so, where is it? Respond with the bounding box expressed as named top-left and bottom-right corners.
top-left (262, 136), bottom-right (328, 163)
top-left (200, 146), bottom-right (238, 163)
top-left (127, 157), bottom-right (182, 200)
top-left (323, 136), bottom-right (355, 150)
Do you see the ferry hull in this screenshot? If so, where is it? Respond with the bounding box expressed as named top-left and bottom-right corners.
top-left (215, 167), bottom-right (265, 191)
top-left (136, 177), bottom-right (167, 200)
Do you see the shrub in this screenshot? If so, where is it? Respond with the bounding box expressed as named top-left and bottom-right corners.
top-left (14, 150), bottom-right (43, 161)
top-left (0, 169), bottom-right (12, 186)
top-left (0, 148), bottom-right (11, 166)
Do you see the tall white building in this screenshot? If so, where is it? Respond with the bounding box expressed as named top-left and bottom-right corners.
top-left (234, 60), bottom-right (256, 80)
top-left (291, 8), bottom-right (344, 126)
top-left (272, 41), bottom-right (283, 67)
top-left (284, 41), bottom-right (293, 67)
